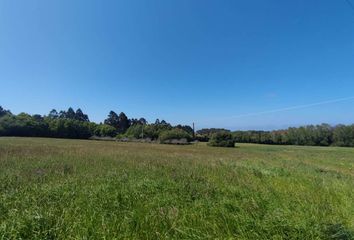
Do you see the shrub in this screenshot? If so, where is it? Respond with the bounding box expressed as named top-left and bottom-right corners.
top-left (159, 129), bottom-right (192, 144)
top-left (124, 124), bottom-right (144, 139)
top-left (195, 134), bottom-right (209, 142)
top-left (94, 124), bottom-right (116, 137)
top-left (208, 132), bottom-right (235, 147)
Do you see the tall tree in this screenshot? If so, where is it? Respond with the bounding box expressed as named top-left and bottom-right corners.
top-left (118, 112), bottom-right (130, 133)
top-left (0, 106), bottom-right (5, 117)
top-left (48, 109), bottom-right (59, 119)
top-left (139, 118), bottom-right (147, 125)
top-left (32, 114), bottom-right (44, 121)
top-left (0, 106), bottom-right (11, 118)
top-left (75, 108), bottom-right (89, 122)
top-left (58, 110), bottom-right (66, 119)
top-left (66, 107), bottom-right (76, 119)
top-left (104, 111), bottom-right (120, 129)
top-left (129, 118), bottom-right (139, 126)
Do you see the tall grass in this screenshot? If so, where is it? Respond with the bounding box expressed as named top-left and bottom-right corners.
top-left (0, 137), bottom-right (353, 239)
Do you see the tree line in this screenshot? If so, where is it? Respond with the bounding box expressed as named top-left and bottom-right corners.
top-left (232, 124), bottom-right (354, 147)
top-left (0, 106), bottom-right (193, 141)
top-left (1, 105), bottom-right (354, 147)
top-left (196, 124), bottom-right (354, 147)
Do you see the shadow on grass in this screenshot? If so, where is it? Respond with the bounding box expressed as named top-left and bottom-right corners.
top-left (325, 223), bottom-right (354, 240)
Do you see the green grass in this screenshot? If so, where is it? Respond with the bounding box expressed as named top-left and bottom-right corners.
top-left (0, 137), bottom-right (353, 239)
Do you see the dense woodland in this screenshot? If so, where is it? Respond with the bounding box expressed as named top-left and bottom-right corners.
top-left (0, 106), bottom-right (193, 142)
top-left (197, 124), bottom-right (354, 147)
top-left (232, 124), bottom-right (354, 147)
top-left (1, 106), bottom-right (354, 147)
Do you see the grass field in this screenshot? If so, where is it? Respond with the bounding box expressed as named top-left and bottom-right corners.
top-left (0, 137), bottom-right (353, 239)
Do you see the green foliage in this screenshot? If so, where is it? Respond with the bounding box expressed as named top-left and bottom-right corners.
top-left (48, 108), bottom-right (89, 122)
top-left (46, 118), bottom-right (92, 139)
top-left (0, 106), bottom-right (11, 118)
top-left (123, 122), bottom-right (188, 142)
top-left (104, 111), bottom-right (120, 129)
top-left (129, 118), bottom-right (147, 126)
top-left (103, 111), bottom-right (131, 134)
top-left (1, 105), bottom-right (354, 147)
top-left (175, 124), bottom-right (194, 135)
top-left (195, 134), bottom-right (209, 142)
top-left (0, 113), bottom-right (49, 137)
top-left (208, 131), bottom-right (235, 147)
top-left (94, 124), bottom-right (117, 137)
top-left (333, 125), bottom-right (354, 147)
top-left (74, 108), bottom-right (89, 122)
top-left (159, 128), bottom-right (192, 144)
top-left (117, 112), bottom-right (130, 133)
top-left (141, 125), bottom-right (159, 139)
top-left (0, 111), bottom-right (94, 139)
top-left (65, 107), bottom-right (76, 119)
top-left (124, 124), bottom-right (144, 139)
top-left (233, 124), bottom-right (346, 147)
top-left (48, 109), bottom-right (59, 119)
top-left (142, 122), bottom-right (173, 140)
top-left (196, 128), bottom-right (231, 142)
top-left (0, 106), bottom-right (187, 141)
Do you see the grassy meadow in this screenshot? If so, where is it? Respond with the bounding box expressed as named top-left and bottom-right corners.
top-left (0, 137), bottom-right (353, 239)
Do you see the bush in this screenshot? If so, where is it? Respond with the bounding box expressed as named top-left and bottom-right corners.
top-left (208, 132), bottom-right (235, 147)
top-left (94, 124), bottom-right (117, 137)
top-left (159, 129), bottom-right (192, 144)
top-left (124, 124), bottom-right (144, 139)
top-left (195, 134), bottom-right (209, 142)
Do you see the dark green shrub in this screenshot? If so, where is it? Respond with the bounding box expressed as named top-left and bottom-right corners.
top-left (208, 132), bottom-right (235, 147)
top-left (143, 124), bottom-right (172, 140)
top-left (94, 124), bottom-right (116, 137)
top-left (124, 124), bottom-right (144, 139)
top-left (195, 134), bottom-right (209, 142)
top-left (159, 129), bottom-right (192, 144)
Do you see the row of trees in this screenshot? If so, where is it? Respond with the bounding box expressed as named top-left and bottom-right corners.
top-left (0, 111), bottom-right (95, 139)
top-left (120, 120), bottom-right (193, 141)
top-left (1, 105), bottom-right (354, 147)
top-left (0, 106), bottom-right (194, 141)
top-left (47, 108), bottom-right (89, 122)
top-left (232, 124), bottom-right (354, 147)
top-left (197, 124), bottom-right (354, 147)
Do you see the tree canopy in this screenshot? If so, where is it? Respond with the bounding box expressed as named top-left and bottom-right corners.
top-left (1, 105), bottom-right (354, 147)
top-left (0, 106), bottom-right (194, 143)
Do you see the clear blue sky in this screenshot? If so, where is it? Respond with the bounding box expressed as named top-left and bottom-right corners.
top-left (1, 0), bottom-right (354, 130)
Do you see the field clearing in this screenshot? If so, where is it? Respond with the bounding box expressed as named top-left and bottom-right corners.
top-left (0, 137), bottom-right (353, 239)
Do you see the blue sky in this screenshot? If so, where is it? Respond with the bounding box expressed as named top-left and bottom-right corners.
top-left (1, 0), bottom-right (354, 130)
